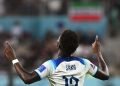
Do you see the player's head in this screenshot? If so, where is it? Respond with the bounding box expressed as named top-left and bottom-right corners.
top-left (58, 30), bottom-right (79, 55)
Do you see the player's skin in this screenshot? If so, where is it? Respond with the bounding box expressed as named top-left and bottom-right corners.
top-left (4, 36), bottom-right (109, 84)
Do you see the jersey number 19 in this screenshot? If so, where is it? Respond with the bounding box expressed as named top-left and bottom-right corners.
top-left (63, 76), bottom-right (79, 86)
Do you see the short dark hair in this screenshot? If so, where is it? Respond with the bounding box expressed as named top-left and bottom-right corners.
top-left (59, 30), bottom-right (79, 55)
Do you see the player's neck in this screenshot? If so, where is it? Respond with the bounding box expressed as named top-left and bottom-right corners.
top-left (59, 51), bottom-right (71, 57)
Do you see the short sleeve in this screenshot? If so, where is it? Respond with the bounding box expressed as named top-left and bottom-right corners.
top-left (84, 59), bottom-right (98, 76)
top-left (34, 60), bottom-right (51, 79)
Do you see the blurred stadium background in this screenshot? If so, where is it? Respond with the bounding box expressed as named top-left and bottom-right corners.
top-left (0, 0), bottom-right (120, 86)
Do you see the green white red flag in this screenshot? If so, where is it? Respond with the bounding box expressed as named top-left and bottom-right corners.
top-left (68, 3), bottom-right (104, 22)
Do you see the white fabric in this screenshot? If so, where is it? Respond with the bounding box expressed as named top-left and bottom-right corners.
top-left (84, 59), bottom-right (98, 75)
top-left (35, 58), bottom-right (98, 86)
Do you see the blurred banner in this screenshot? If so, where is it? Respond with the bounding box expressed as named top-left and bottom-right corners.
top-left (69, 2), bottom-right (104, 22)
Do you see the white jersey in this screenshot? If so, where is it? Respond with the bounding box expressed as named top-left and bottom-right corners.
top-left (35, 56), bottom-right (98, 86)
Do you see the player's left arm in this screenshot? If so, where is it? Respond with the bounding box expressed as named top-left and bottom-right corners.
top-left (4, 41), bottom-right (44, 84)
top-left (91, 36), bottom-right (109, 80)
top-left (93, 52), bottom-right (109, 80)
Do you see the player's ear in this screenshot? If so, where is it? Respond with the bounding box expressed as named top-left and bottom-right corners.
top-left (57, 35), bottom-right (61, 49)
top-left (57, 41), bottom-right (60, 49)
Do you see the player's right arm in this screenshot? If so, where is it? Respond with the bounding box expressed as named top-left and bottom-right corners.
top-left (4, 41), bottom-right (50, 84)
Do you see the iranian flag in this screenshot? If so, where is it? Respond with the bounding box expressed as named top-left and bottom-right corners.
top-left (68, 3), bottom-right (104, 22)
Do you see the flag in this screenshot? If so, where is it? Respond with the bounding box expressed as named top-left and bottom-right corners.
top-left (68, 2), bottom-right (104, 22)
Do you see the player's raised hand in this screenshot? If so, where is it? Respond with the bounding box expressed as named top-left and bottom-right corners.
top-left (4, 41), bottom-right (16, 61)
top-left (92, 35), bottom-right (101, 54)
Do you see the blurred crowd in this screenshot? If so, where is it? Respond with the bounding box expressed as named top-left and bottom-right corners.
top-left (0, 21), bottom-right (120, 86)
top-left (0, 0), bottom-right (118, 16)
top-left (0, 0), bottom-right (119, 86)
top-left (0, 21), bottom-right (99, 70)
top-left (0, 20), bottom-right (119, 75)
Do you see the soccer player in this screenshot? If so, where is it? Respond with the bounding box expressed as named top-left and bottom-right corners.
top-left (4, 30), bottom-right (109, 86)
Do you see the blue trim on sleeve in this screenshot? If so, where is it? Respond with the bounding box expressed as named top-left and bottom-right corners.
top-left (52, 56), bottom-right (85, 69)
top-left (38, 65), bottom-right (46, 72)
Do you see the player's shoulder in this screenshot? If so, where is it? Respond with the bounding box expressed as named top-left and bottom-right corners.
top-left (70, 56), bottom-right (86, 65)
top-left (72, 57), bottom-right (91, 65)
top-left (82, 58), bottom-right (91, 63)
top-left (81, 58), bottom-right (92, 67)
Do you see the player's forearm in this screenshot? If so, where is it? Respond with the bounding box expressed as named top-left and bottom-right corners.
top-left (4, 41), bottom-right (40, 84)
top-left (96, 52), bottom-right (109, 76)
top-left (13, 63), bottom-right (39, 84)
